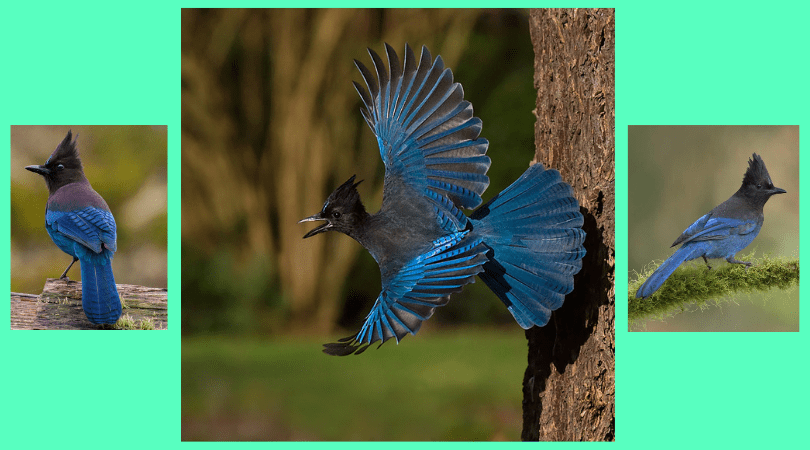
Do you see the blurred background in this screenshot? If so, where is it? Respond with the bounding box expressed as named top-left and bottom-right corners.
top-left (628, 126), bottom-right (799, 331)
top-left (182, 8), bottom-right (540, 440)
top-left (11, 125), bottom-right (168, 294)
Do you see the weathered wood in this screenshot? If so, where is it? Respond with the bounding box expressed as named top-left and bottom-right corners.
top-left (523, 8), bottom-right (615, 442)
top-left (11, 278), bottom-right (167, 330)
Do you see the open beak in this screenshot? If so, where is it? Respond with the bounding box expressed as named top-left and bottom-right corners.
top-left (25, 164), bottom-right (49, 176)
top-left (298, 213), bottom-right (332, 239)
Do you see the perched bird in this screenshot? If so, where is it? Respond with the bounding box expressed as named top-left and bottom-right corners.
top-left (636, 153), bottom-right (785, 299)
top-left (299, 43), bottom-right (586, 356)
top-left (26, 131), bottom-right (122, 324)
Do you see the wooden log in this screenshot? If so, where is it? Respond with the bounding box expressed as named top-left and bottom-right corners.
top-left (11, 278), bottom-right (167, 330)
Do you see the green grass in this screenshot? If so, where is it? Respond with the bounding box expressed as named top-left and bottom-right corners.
top-left (114, 314), bottom-right (157, 330)
top-left (629, 253), bottom-right (799, 326)
top-left (182, 328), bottom-right (526, 441)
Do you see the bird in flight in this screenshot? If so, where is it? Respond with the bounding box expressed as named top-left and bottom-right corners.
top-left (301, 44), bottom-right (586, 355)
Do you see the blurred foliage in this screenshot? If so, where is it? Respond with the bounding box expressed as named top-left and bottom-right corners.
top-left (182, 328), bottom-right (525, 440)
top-left (181, 9), bottom-right (538, 335)
top-left (11, 125), bottom-right (168, 294)
top-left (628, 126), bottom-right (799, 331)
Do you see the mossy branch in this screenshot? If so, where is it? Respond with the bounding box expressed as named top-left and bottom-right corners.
top-left (629, 253), bottom-right (798, 325)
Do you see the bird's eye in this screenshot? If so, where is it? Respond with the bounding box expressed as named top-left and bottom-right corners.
top-left (332, 211), bottom-right (341, 219)
top-left (57, 164), bottom-right (64, 170)
top-left (756, 184), bottom-right (762, 189)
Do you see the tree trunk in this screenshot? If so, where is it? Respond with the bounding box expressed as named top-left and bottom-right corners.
top-left (522, 8), bottom-right (615, 441)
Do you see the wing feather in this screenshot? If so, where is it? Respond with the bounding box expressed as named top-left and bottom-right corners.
top-left (323, 231), bottom-right (487, 356)
top-left (353, 44), bottom-right (492, 232)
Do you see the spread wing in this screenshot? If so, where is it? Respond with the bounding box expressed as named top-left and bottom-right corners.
top-left (672, 214), bottom-right (758, 247)
top-left (323, 231), bottom-right (488, 356)
top-left (46, 206), bottom-right (117, 254)
top-left (354, 43), bottom-right (491, 231)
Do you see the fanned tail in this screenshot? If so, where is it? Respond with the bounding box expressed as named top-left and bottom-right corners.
top-left (80, 256), bottom-right (122, 324)
top-left (471, 163), bottom-right (586, 328)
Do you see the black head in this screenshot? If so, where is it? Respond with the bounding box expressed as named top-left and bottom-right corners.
top-left (738, 153), bottom-right (786, 203)
top-left (299, 175), bottom-right (368, 239)
top-left (25, 130), bottom-right (87, 193)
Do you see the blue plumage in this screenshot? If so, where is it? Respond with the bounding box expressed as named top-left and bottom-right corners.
top-left (26, 131), bottom-right (122, 325)
top-left (472, 164), bottom-right (586, 328)
top-left (301, 44), bottom-right (586, 355)
top-left (636, 153), bottom-right (785, 299)
top-left (341, 232), bottom-right (488, 355)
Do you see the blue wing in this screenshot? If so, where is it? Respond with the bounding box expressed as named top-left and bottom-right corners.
top-left (46, 206), bottom-right (117, 257)
top-left (354, 43), bottom-right (491, 231)
top-left (673, 214), bottom-right (757, 247)
top-left (323, 231), bottom-right (488, 356)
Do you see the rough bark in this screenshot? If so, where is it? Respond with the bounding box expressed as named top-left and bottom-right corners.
top-left (523, 8), bottom-right (615, 441)
top-left (11, 279), bottom-right (168, 330)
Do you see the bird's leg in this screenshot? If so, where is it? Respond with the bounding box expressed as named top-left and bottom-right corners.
top-left (59, 256), bottom-right (79, 280)
top-left (726, 256), bottom-right (752, 268)
top-left (702, 255), bottom-right (713, 270)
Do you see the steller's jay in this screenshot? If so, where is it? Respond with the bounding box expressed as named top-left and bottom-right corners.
top-left (636, 153), bottom-right (785, 299)
top-left (26, 131), bottom-right (122, 324)
top-left (299, 44), bottom-right (586, 355)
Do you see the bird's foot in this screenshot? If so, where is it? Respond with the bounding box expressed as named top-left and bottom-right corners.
top-left (59, 257), bottom-right (78, 280)
top-left (702, 256), bottom-right (712, 270)
top-left (59, 275), bottom-right (71, 282)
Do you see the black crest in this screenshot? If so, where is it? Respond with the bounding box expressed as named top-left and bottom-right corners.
top-left (741, 153), bottom-right (772, 187)
top-left (46, 130), bottom-right (83, 170)
top-left (323, 175), bottom-right (364, 213)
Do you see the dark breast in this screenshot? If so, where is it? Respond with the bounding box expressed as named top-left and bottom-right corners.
top-left (362, 198), bottom-right (452, 284)
top-left (47, 181), bottom-right (110, 213)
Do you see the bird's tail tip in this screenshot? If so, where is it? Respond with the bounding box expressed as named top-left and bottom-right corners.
top-left (472, 164), bottom-right (585, 328)
top-left (80, 258), bottom-right (122, 325)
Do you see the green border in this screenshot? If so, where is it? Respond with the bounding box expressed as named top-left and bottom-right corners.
top-left (1, 2), bottom-right (181, 447)
top-left (1, 2), bottom-right (807, 448)
top-left (617, 2), bottom-right (806, 449)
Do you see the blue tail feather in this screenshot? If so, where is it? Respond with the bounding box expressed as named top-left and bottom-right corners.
top-left (636, 245), bottom-right (702, 299)
top-left (79, 256), bottom-right (122, 324)
top-left (472, 163), bottom-right (586, 328)
top-left (478, 268), bottom-right (558, 328)
top-left (521, 229), bottom-right (588, 254)
top-left (494, 257), bottom-right (572, 304)
top-left (502, 196), bottom-right (581, 222)
top-left (483, 165), bottom-right (562, 206)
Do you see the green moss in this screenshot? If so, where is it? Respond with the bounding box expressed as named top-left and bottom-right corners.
top-left (114, 314), bottom-right (157, 330)
top-left (629, 253), bottom-right (799, 326)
